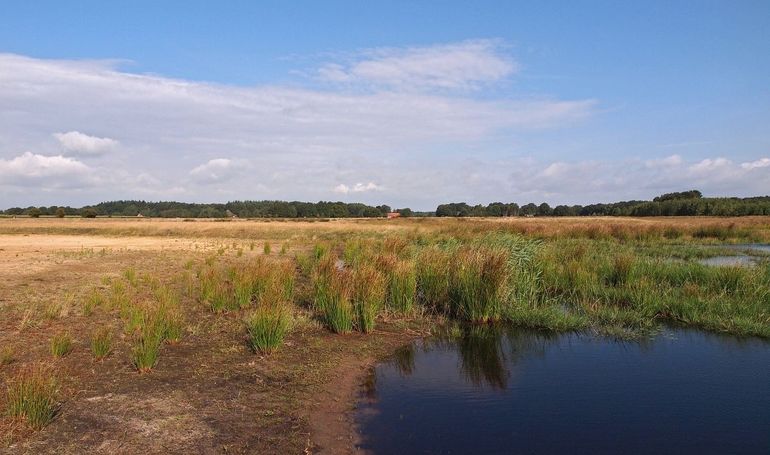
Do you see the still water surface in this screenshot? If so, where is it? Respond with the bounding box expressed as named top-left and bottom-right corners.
top-left (356, 327), bottom-right (770, 454)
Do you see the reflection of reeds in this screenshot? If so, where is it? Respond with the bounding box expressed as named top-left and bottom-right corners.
top-left (458, 326), bottom-right (508, 389)
top-left (391, 344), bottom-right (415, 376)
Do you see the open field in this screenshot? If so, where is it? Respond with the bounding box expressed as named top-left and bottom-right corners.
top-left (1, 217), bottom-right (769, 453)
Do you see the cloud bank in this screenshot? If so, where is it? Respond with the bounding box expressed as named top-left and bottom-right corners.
top-left (0, 41), bottom-right (766, 209)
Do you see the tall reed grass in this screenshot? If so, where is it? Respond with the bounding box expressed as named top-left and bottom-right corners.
top-left (352, 264), bottom-right (386, 333)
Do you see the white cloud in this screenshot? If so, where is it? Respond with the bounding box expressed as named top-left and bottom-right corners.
top-left (0, 152), bottom-right (93, 188)
top-left (0, 50), bottom-right (596, 207)
top-left (502, 155), bottom-right (770, 204)
top-left (741, 158), bottom-right (770, 170)
top-left (645, 154), bottom-right (683, 168)
top-left (317, 39), bottom-right (517, 91)
top-left (189, 158), bottom-right (235, 184)
top-left (333, 182), bottom-right (383, 194)
top-left (54, 131), bottom-right (118, 155)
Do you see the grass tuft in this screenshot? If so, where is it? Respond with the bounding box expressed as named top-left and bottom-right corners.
top-left (90, 327), bottom-right (113, 360)
top-left (352, 264), bottom-right (386, 333)
top-left (246, 305), bottom-right (291, 354)
top-left (50, 333), bottom-right (73, 358)
top-left (5, 366), bottom-right (58, 430)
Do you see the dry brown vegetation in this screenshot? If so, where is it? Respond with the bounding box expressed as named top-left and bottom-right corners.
top-left (1, 216), bottom-right (768, 454)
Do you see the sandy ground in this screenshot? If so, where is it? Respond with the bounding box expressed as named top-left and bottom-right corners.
top-left (0, 228), bottom-right (423, 454)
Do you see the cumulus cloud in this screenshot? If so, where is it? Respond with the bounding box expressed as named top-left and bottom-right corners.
top-left (54, 131), bottom-right (118, 155)
top-left (0, 152), bottom-right (93, 188)
top-left (317, 39), bottom-right (516, 91)
top-left (741, 158), bottom-right (770, 170)
top-left (189, 158), bottom-right (236, 183)
top-left (333, 182), bottom-right (383, 194)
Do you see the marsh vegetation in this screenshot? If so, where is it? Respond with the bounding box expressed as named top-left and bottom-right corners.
top-left (0, 216), bottom-right (768, 452)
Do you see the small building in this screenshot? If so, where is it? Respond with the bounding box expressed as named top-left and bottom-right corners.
top-left (387, 212), bottom-right (401, 219)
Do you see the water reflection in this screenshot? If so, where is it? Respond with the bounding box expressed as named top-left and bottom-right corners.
top-left (458, 325), bottom-right (508, 389)
top-left (358, 326), bottom-right (770, 454)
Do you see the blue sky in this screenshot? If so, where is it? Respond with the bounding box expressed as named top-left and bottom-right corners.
top-left (1, 1), bottom-right (769, 209)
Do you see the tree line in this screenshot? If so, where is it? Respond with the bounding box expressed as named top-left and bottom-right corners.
top-left (436, 191), bottom-right (770, 217)
top-left (3, 191), bottom-right (770, 218)
top-left (1, 200), bottom-right (414, 219)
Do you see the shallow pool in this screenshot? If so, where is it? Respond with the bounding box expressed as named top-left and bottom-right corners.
top-left (356, 327), bottom-right (770, 454)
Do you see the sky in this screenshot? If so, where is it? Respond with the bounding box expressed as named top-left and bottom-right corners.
top-left (1, 1), bottom-right (769, 210)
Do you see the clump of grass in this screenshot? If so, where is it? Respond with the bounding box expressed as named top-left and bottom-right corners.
top-left (82, 288), bottom-right (104, 316)
top-left (352, 264), bottom-right (386, 333)
top-left (607, 253), bottom-right (635, 287)
top-left (5, 366), bottom-right (58, 430)
top-left (209, 280), bottom-right (236, 312)
top-left (109, 279), bottom-right (129, 311)
top-left (387, 259), bottom-right (416, 314)
top-left (246, 304), bottom-right (291, 354)
top-left (153, 286), bottom-right (184, 343)
top-left (313, 257), bottom-right (354, 333)
top-left (131, 319), bottom-right (163, 373)
top-left (450, 247), bottom-right (509, 322)
top-left (324, 275), bottom-right (354, 334)
top-left (123, 267), bottom-right (138, 286)
top-left (416, 247), bottom-right (451, 311)
top-left (43, 301), bottom-right (62, 320)
top-left (50, 333), bottom-right (73, 358)
top-left (90, 327), bottom-right (113, 360)
top-left (263, 242), bottom-right (272, 255)
top-left (1, 346), bottom-right (14, 367)
top-left (161, 306), bottom-right (184, 343)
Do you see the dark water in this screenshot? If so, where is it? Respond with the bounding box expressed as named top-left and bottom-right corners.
top-left (356, 327), bottom-right (770, 454)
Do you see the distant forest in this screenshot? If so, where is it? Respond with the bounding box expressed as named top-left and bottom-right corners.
top-left (3, 191), bottom-right (770, 218)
